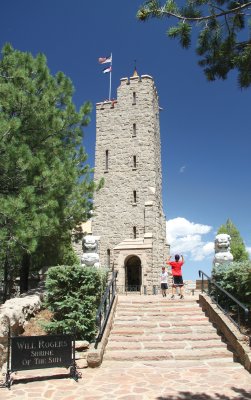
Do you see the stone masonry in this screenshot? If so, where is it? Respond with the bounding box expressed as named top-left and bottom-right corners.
top-left (92, 71), bottom-right (168, 292)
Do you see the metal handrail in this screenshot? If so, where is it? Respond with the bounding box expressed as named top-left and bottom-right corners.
top-left (199, 270), bottom-right (249, 333)
top-left (95, 270), bottom-right (118, 348)
top-left (116, 285), bottom-right (160, 295)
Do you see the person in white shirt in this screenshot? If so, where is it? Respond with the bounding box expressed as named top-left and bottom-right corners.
top-left (160, 266), bottom-right (168, 297)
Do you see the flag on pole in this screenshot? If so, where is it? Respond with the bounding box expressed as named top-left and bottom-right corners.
top-left (98, 53), bottom-right (113, 100)
top-left (98, 55), bottom-right (112, 64)
top-left (102, 66), bottom-right (112, 74)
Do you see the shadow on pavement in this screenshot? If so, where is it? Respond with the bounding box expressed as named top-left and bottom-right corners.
top-left (157, 388), bottom-right (251, 400)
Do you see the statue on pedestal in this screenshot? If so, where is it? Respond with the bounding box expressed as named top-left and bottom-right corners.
top-left (81, 235), bottom-right (100, 268)
top-left (213, 233), bottom-right (233, 268)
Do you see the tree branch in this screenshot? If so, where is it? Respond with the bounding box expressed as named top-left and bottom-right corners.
top-left (154, 2), bottom-right (251, 22)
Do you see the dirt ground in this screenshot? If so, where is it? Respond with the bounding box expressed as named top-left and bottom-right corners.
top-left (21, 309), bottom-right (52, 336)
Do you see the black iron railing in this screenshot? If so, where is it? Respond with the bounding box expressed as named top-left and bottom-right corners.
top-left (199, 270), bottom-right (249, 334)
top-left (117, 285), bottom-right (160, 295)
top-left (95, 271), bottom-right (118, 348)
top-left (117, 285), bottom-right (144, 295)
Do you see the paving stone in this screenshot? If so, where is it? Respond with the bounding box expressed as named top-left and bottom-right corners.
top-left (2, 295), bottom-right (251, 399)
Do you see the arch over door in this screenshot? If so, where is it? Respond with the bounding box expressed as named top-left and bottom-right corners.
top-left (125, 255), bottom-right (141, 290)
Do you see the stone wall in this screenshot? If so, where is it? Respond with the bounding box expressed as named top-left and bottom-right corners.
top-left (0, 285), bottom-right (44, 372)
top-left (92, 73), bottom-right (168, 288)
top-left (199, 293), bottom-right (251, 372)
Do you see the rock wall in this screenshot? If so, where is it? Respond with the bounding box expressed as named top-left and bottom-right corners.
top-left (0, 284), bottom-right (44, 371)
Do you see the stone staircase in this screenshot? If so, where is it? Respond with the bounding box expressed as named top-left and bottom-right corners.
top-left (104, 294), bottom-right (235, 366)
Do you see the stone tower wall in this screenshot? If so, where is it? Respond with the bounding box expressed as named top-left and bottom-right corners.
top-left (92, 74), bottom-right (168, 286)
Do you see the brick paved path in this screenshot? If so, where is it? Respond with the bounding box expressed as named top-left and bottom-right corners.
top-left (1, 294), bottom-right (251, 399)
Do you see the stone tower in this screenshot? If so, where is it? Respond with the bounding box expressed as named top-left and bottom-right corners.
top-left (92, 71), bottom-right (168, 292)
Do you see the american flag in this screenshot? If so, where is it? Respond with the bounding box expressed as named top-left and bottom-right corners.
top-left (98, 55), bottom-right (112, 64)
top-left (102, 66), bottom-right (112, 74)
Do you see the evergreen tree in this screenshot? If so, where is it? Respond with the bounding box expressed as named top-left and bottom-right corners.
top-left (217, 218), bottom-right (249, 261)
top-left (0, 44), bottom-right (95, 294)
top-left (137, 0), bottom-right (251, 88)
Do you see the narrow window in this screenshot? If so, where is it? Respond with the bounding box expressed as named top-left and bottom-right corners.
top-left (133, 226), bottom-right (137, 239)
top-left (132, 92), bottom-right (136, 104)
top-left (107, 249), bottom-right (110, 268)
top-left (105, 150), bottom-right (109, 170)
top-left (133, 155), bottom-right (137, 169)
top-left (132, 123), bottom-right (136, 137)
top-left (133, 190), bottom-right (137, 204)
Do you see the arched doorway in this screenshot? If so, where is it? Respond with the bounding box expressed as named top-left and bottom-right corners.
top-left (125, 255), bottom-right (141, 291)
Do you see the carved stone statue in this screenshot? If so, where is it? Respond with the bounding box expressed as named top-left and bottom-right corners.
top-left (213, 233), bottom-right (233, 268)
top-left (81, 235), bottom-right (100, 267)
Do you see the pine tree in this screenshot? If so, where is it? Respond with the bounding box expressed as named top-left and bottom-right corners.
top-left (0, 44), bottom-right (95, 294)
top-left (137, 0), bottom-right (251, 88)
top-left (217, 218), bottom-right (249, 261)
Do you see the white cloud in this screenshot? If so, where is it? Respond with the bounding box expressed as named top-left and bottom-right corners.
top-left (166, 217), bottom-right (214, 262)
top-left (246, 247), bottom-right (251, 256)
top-left (203, 242), bottom-right (215, 255)
top-left (179, 165), bottom-right (186, 173)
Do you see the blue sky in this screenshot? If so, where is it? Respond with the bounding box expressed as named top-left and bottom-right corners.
top-left (1, 0), bottom-right (250, 280)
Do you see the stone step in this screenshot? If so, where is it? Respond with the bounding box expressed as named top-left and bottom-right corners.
top-left (105, 295), bottom-right (236, 366)
top-left (110, 325), bottom-right (217, 335)
top-left (115, 315), bottom-right (209, 325)
top-left (104, 347), bottom-right (233, 362)
top-left (118, 299), bottom-right (199, 309)
top-left (116, 307), bottom-right (201, 316)
top-left (116, 308), bottom-right (203, 314)
top-left (102, 358), bottom-right (242, 369)
top-left (106, 339), bottom-right (227, 351)
top-left (108, 332), bottom-right (222, 342)
top-left (118, 297), bottom-right (197, 303)
top-left (112, 319), bottom-right (210, 328)
top-left (117, 303), bottom-right (200, 309)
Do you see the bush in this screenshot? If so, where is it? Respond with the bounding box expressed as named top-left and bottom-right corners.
top-left (44, 264), bottom-right (108, 341)
top-left (213, 261), bottom-right (251, 305)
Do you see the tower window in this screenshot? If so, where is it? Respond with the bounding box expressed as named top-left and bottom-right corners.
top-left (133, 155), bottom-right (137, 169)
top-left (105, 150), bottom-right (109, 171)
top-left (107, 249), bottom-right (110, 268)
top-left (133, 226), bottom-right (137, 238)
top-left (133, 190), bottom-right (137, 204)
top-left (132, 123), bottom-right (136, 137)
top-left (132, 92), bottom-right (136, 105)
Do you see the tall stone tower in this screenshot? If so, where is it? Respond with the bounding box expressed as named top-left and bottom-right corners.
top-left (92, 71), bottom-right (168, 292)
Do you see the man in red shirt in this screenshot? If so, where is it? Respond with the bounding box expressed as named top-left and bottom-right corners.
top-left (166, 254), bottom-right (185, 299)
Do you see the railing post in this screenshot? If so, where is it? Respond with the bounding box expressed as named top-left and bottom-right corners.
top-left (237, 305), bottom-right (241, 328)
top-left (104, 299), bottom-right (107, 319)
top-left (245, 308), bottom-right (249, 323)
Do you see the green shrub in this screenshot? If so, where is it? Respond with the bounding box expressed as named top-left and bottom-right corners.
top-left (44, 264), bottom-right (108, 341)
top-left (213, 261), bottom-right (251, 305)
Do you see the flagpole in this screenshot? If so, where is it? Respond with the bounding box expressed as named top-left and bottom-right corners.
top-left (109, 53), bottom-right (112, 101)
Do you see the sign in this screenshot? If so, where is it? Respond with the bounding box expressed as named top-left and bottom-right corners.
top-left (11, 334), bottom-right (73, 371)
